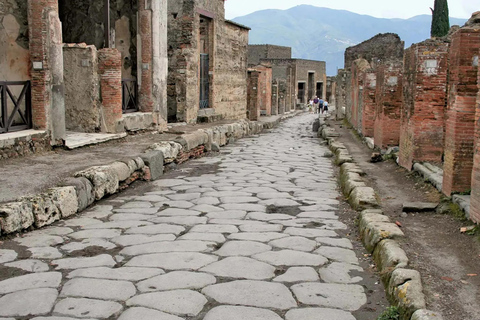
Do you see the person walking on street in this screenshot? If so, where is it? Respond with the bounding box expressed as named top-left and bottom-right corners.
top-left (313, 96), bottom-right (319, 114)
top-left (323, 101), bottom-right (329, 114)
top-left (318, 98), bottom-right (324, 114)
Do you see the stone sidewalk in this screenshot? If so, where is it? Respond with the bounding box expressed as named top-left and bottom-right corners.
top-left (0, 113), bottom-right (370, 319)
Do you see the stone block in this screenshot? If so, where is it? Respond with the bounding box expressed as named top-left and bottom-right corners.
top-left (349, 187), bottom-right (379, 211)
top-left (402, 202), bottom-right (438, 213)
top-left (387, 268), bottom-right (426, 320)
top-left (312, 119), bottom-right (320, 132)
top-left (140, 151), bottom-right (164, 181)
top-left (147, 142), bottom-right (182, 163)
top-left (373, 239), bottom-right (409, 281)
top-left (120, 158), bottom-right (140, 175)
top-left (110, 162), bottom-right (131, 182)
top-left (340, 163), bottom-right (365, 176)
top-left (75, 166), bottom-right (119, 200)
top-left (49, 187), bottom-right (79, 218)
top-left (362, 220), bottom-right (405, 253)
top-left (60, 177), bottom-right (95, 212)
top-left (0, 202), bottom-right (34, 234)
top-left (358, 209), bottom-right (388, 232)
top-left (211, 143), bottom-right (220, 152)
top-left (343, 180), bottom-right (367, 196)
top-left (123, 113), bottom-right (154, 131)
top-left (179, 132), bottom-right (209, 151)
top-left (411, 309), bottom-right (444, 320)
top-left (25, 193), bottom-right (61, 228)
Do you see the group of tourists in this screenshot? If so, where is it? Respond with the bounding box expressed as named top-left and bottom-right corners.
top-left (308, 96), bottom-right (329, 114)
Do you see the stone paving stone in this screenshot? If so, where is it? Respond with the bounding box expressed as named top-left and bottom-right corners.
top-left (209, 219), bottom-right (265, 225)
top-left (315, 237), bottom-right (354, 249)
top-left (268, 236), bottom-right (317, 252)
top-left (126, 224), bottom-right (185, 235)
top-left (34, 226), bottom-right (74, 236)
top-left (318, 262), bottom-right (363, 284)
top-left (206, 210), bottom-right (247, 219)
top-left (238, 224), bottom-right (283, 232)
top-left (126, 290), bottom-right (207, 316)
top-left (15, 235), bottom-right (64, 247)
top-left (62, 218), bottom-right (102, 227)
top-left (28, 247), bottom-right (63, 259)
top-left (260, 199), bottom-right (300, 207)
top-left (111, 234), bottom-right (176, 246)
top-left (153, 179), bottom-right (185, 187)
top-left (83, 221), bottom-right (152, 230)
top-left (191, 204), bottom-right (224, 212)
top-left (135, 195), bottom-right (170, 202)
top-left (204, 306), bottom-right (283, 320)
top-left (214, 241), bottom-right (272, 257)
top-left (315, 247), bottom-right (359, 265)
top-left (156, 200), bottom-right (195, 209)
top-left (53, 254), bottom-right (116, 270)
top-left (137, 271), bottom-right (216, 292)
top-left (221, 203), bottom-right (267, 212)
top-left (202, 280), bottom-right (297, 310)
top-left (297, 211), bottom-right (338, 219)
top-left (256, 192), bottom-right (293, 200)
top-left (228, 232), bottom-right (288, 242)
top-left (120, 202), bottom-right (153, 209)
top-left (118, 307), bottom-right (183, 320)
top-left (247, 212), bottom-right (293, 221)
top-left (113, 208), bottom-right (159, 214)
top-left (156, 208), bottom-right (202, 216)
top-left (0, 249), bottom-right (17, 264)
top-left (149, 216), bottom-right (207, 226)
top-left (273, 267), bottom-right (320, 283)
top-left (0, 288), bottom-right (58, 317)
top-left (53, 298), bottom-right (123, 319)
top-left (193, 197), bottom-right (220, 205)
top-left (166, 193), bottom-right (201, 201)
top-left (203, 191), bottom-right (252, 198)
top-left (200, 257), bottom-right (276, 280)
top-left (126, 252), bottom-right (218, 270)
top-left (190, 224), bottom-right (238, 233)
top-left (252, 250), bottom-right (328, 267)
top-left (0, 272), bottom-right (61, 295)
top-left (68, 229), bottom-right (122, 240)
top-left (110, 213), bottom-right (153, 221)
top-left (31, 317), bottom-right (97, 320)
top-left (284, 227), bottom-right (337, 238)
top-left (120, 240), bottom-right (212, 256)
top-left (61, 238), bottom-right (116, 252)
top-left (299, 205), bottom-right (337, 212)
top-left (60, 278), bottom-right (136, 301)
top-left (4, 259), bottom-right (49, 272)
top-left (220, 196), bottom-right (260, 204)
top-left (290, 283), bottom-right (367, 311)
top-left (68, 267), bottom-right (164, 281)
top-left (178, 232), bottom-right (226, 243)
top-left (285, 308), bottom-right (356, 320)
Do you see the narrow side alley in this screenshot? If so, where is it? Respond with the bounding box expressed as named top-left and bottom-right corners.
top-left (0, 114), bottom-right (385, 320)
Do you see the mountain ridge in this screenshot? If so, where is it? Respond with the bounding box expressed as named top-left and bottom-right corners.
top-left (233, 5), bottom-right (468, 75)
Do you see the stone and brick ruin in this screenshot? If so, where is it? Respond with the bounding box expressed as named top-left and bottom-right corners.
top-left (335, 12), bottom-right (480, 224)
top-left (0, 0), bottom-right (250, 157)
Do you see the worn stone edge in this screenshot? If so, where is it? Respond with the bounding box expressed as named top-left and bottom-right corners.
top-left (0, 112), bottom-right (299, 237)
top-left (317, 118), bottom-right (443, 320)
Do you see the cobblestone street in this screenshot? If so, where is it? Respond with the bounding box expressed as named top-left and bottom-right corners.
top-left (0, 114), bottom-right (373, 319)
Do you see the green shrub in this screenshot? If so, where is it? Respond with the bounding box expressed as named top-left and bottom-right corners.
top-left (377, 306), bottom-right (400, 320)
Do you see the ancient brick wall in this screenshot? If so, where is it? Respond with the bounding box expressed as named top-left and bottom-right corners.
top-left (350, 59), bottom-right (371, 132)
top-left (361, 71), bottom-right (376, 137)
top-left (334, 69), bottom-right (347, 119)
top-left (0, 0), bottom-right (30, 81)
top-left (398, 40), bottom-right (449, 170)
top-left (470, 57), bottom-right (480, 223)
top-left (252, 65), bottom-right (272, 116)
top-left (247, 70), bottom-right (260, 121)
top-left (442, 27), bottom-right (480, 196)
top-left (374, 62), bottom-right (403, 148)
top-left (295, 59), bottom-right (326, 102)
top-left (98, 48), bottom-right (123, 133)
top-left (248, 44), bottom-right (291, 66)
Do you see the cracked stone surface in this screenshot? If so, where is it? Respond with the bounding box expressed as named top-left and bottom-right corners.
top-left (0, 114), bottom-right (372, 319)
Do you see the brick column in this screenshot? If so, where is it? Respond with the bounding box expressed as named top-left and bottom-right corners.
top-left (247, 70), bottom-right (260, 121)
top-left (138, 4), bottom-right (154, 113)
top-left (28, 0), bottom-right (58, 131)
top-left (362, 71), bottom-right (376, 137)
top-left (470, 59), bottom-right (480, 223)
top-left (442, 28), bottom-right (480, 196)
top-left (98, 49), bottom-right (123, 133)
top-left (398, 40), bottom-right (449, 170)
top-left (374, 62), bottom-right (403, 149)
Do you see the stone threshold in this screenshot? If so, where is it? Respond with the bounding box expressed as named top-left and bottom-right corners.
top-left (65, 132), bottom-right (128, 150)
top-left (0, 130), bottom-right (48, 148)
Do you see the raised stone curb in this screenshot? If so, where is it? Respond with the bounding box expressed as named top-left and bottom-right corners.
top-left (0, 113), bottom-right (298, 236)
top-left (318, 118), bottom-right (441, 320)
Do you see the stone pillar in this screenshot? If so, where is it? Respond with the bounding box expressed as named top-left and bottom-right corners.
top-left (271, 81), bottom-right (278, 116)
top-left (374, 62), bottom-right (403, 149)
top-left (335, 69), bottom-right (347, 120)
top-left (138, 0), bottom-right (168, 129)
top-left (98, 48), bottom-right (123, 133)
top-left (247, 70), bottom-right (260, 121)
top-left (470, 56), bottom-right (480, 223)
top-left (28, 0), bottom-right (65, 144)
top-left (398, 40), bottom-right (449, 170)
top-left (442, 27), bottom-right (480, 196)
top-left (362, 71), bottom-right (376, 137)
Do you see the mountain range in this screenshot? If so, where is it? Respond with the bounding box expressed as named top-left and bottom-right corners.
top-left (232, 5), bottom-right (468, 75)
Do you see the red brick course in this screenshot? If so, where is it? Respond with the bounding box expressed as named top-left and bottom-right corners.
top-left (98, 49), bottom-right (123, 133)
top-left (362, 71), bottom-right (376, 137)
top-left (471, 58), bottom-right (480, 223)
top-left (399, 40), bottom-right (449, 170)
top-left (442, 28), bottom-right (480, 196)
top-left (374, 62), bottom-right (403, 149)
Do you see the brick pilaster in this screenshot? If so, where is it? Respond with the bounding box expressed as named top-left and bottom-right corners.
top-left (98, 49), bottom-right (123, 133)
top-left (362, 71), bottom-right (376, 137)
top-left (247, 70), bottom-right (260, 121)
top-left (138, 4), bottom-right (154, 113)
top-left (442, 28), bottom-right (480, 196)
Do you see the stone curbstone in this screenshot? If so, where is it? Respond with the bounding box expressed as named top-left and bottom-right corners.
top-left (0, 201), bottom-right (34, 234)
top-left (387, 268), bottom-right (426, 320)
top-left (147, 141), bottom-right (182, 164)
top-left (340, 162), bottom-right (365, 176)
top-left (362, 219), bottom-right (405, 253)
top-left (75, 166), bottom-right (119, 200)
top-left (140, 151), bottom-right (164, 181)
top-left (343, 180), bottom-right (367, 197)
top-left (349, 186), bottom-right (379, 211)
top-left (109, 161), bottom-right (131, 182)
top-left (373, 239), bottom-right (409, 282)
top-left (411, 309), bottom-right (444, 320)
top-left (60, 177), bottom-right (95, 212)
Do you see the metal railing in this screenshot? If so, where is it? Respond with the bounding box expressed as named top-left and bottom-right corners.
top-left (0, 81), bottom-right (32, 134)
top-left (122, 79), bottom-right (138, 113)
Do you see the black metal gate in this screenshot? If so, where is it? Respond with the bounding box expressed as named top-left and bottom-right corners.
top-left (122, 79), bottom-right (138, 113)
top-left (0, 81), bottom-right (32, 134)
top-left (200, 53), bottom-right (209, 109)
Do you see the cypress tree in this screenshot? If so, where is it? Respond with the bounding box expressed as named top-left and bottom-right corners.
top-left (430, 0), bottom-right (450, 38)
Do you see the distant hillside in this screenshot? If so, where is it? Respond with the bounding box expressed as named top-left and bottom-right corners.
top-left (233, 5), bottom-right (467, 75)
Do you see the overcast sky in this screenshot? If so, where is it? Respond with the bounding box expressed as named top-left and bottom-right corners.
top-left (225, 0), bottom-right (475, 20)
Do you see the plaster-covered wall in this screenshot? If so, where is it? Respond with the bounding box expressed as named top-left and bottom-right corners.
top-left (0, 0), bottom-right (30, 81)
